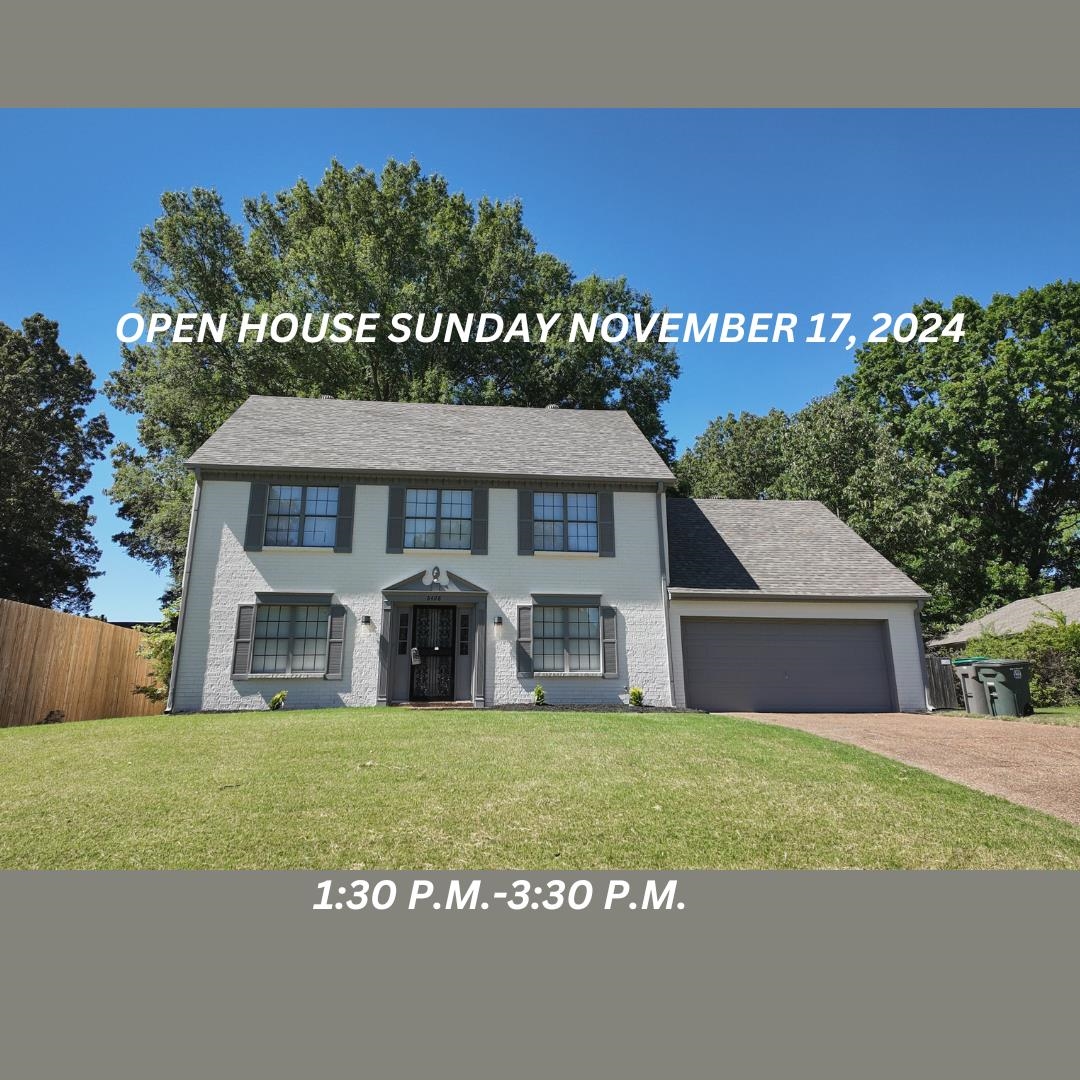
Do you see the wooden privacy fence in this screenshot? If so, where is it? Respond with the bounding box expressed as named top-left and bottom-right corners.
top-left (0, 598), bottom-right (165, 727)
top-left (925, 654), bottom-right (960, 710)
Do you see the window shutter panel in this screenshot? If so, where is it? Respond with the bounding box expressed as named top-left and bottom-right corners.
top-left (334, 484), bottom-right (355, 553)
top-left (325, 605), bottom-right (346, 679)
top-left (597, 492), bottom-right (615, 557)
top-left (244, 482), bottom-right (268, 551)
top-left (386, 485), bottom-right (405, 553)
top-left (517, 490), bottom-right (534, 555)
top-left (516, 605), bottom-right (533, 677)
top-left (232, 605), bottom-right (256, 676)
top-left (471, 487), bottom-right (488, 554)
top-left (601, 606), bottom-right (618, 678)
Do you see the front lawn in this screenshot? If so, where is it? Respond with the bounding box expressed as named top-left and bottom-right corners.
top-left (2, 708), bottom-right (1080, 869)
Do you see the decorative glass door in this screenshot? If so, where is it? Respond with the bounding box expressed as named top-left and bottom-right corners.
top-left (410, 605), bottom-right (456, 700)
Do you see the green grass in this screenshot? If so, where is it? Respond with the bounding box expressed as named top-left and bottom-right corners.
top-left (3, 708), bottom-right (1080, 869)
top-left (1025, 707), bottom-right (1080, 728)
top-left (939, 707), bottom-right (1080, 728)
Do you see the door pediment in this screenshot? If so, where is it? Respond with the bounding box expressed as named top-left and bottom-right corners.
top-left (382, 567), bottom-right (487, 598)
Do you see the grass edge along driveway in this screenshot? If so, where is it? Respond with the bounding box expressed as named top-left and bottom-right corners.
top-left (3, 707), bottom-right (1080, 870)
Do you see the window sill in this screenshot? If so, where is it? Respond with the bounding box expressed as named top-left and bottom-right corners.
top-left (530, 550), bottom-right (600, 558)
top-left (402, 548), bottom-right (472, 556)
top-left (531, 671), bottom-right (607, 678)
top-left (233, 673), bottom-right (332, 681)
top-left (257, 546), bottom-right (337, 554)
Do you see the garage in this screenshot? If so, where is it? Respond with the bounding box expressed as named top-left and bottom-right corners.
top-left (666, 498), bottom-right (930, 713)
top-left (681, 616), bottom-right (896, 712)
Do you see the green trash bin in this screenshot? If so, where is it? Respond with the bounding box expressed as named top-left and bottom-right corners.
top-left (974, 661), bottom-right (1034, 718)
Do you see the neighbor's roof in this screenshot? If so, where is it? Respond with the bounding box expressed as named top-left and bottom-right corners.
top-left (186, 396), bottom-right (675, 483)
top-left (666, 498), bottom-right (927, 599)
top-left (931, 588), bottom-right (1080, 647)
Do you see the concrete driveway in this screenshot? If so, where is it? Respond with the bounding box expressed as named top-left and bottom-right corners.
top-left (731, 711), bottom-right (1080, 826)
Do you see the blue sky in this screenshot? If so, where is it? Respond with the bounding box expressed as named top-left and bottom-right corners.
top-left (1, 108), bottom-right (1078, 620)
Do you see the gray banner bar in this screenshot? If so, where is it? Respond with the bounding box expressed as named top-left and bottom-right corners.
top-left (2, 870), bottom-right (1077, 1078)
top-left (3, 2), bottom-right (1080, 105)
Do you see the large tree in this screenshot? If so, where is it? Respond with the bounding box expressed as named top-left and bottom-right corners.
top-left (679, 281), bottom-right (1080, 632)
top-left (107, 158), bottom-right (680, 580)
top-left (846, 281), bottom-right (1080, 615)
top-left (0, 315), bottom-right (112, 612)
top-left (676, 394), bottom-right (967, 630)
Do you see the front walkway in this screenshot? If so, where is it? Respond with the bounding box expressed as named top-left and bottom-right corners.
top-left (731, 711), bottom-right (1080, 826)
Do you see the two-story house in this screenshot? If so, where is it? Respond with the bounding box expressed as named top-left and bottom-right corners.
top-left (168, 396), bottom-right (929, 714)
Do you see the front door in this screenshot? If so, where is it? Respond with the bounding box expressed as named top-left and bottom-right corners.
top-left (410, 605), bottom-right (456, 701)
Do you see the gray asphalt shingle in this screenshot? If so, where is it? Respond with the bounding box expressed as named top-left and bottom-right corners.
top-left (667, 498), bottom-right (926, 598)
top-left (931, 588), bottom-right (1080, 647)
top-left (186, 396), bottom-right (675, 483)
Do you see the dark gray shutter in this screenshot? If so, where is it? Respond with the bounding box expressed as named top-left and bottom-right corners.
top-left (516, 605), bottom-right (533, 676)
top-left (325, 605), bottom-right (346, 678)
top-left (471, 487), bottom-right (488, 554)
top-left (601, 606), bottom-right (618, 678)
top-left (386, 485), bottom-right (405, 553)
top-left (377, 603), bottom-right (392, 705)
top-left (232, 605), bottom-right (256, 676)
top-left (473, 599), bottom-right (486, 706)
top-left (518, 490), bottom-right (534, 555)
top-left (244, 482), bottom-right (269, 551)
top-left (597, 491), bottom-right (615, 557)
top-left (334, 484), bottom-right (355, 553)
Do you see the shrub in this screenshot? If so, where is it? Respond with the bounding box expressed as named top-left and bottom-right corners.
top-left (628, 687), bottom-right (645, 707)
top-left (967, 610), bottom-right (1080, 707)
top-left (269, 690), bottom-right (288, 711)
top-left (533, 684), bottom-right (546, 706)
top-left (134, 601), bottom-right (178, 703)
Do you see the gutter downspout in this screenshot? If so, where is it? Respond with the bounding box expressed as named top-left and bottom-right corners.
top-left (914, 598), bottom-right (931, 712)
top-left (165, 470), bottom-right (202, 713)
top-left (656, 484), bottom-right (677, 708)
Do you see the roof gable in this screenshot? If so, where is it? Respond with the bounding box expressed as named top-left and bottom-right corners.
top-left (186, 396), bottom-right (674, 484)
top-left (667, 498), bottom-right (926, 599)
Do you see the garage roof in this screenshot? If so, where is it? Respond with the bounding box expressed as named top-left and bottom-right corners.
top-left (666, 498), bottom-right (927, 599)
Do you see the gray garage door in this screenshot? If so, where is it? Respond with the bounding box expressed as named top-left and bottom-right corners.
top-left (681, 617), bottom-right (896, 712)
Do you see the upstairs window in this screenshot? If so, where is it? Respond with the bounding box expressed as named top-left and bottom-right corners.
top-left (405, 488), bottom-right (472, 550)
top-left (265, 485), bottom-right (339, 547)
top-left (533, 492), bottom-right (598, 552)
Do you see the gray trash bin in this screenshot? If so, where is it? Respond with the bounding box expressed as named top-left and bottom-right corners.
top-left (955, 663), bottom-right (991, 714)
top-left (974, 661), bottom-right (1034, 718)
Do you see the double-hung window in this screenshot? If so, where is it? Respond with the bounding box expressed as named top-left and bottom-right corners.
top-left (533, 605), bottom-right (601, 673)
top-left (533, 493), bottom-right (598, 552)
top-left (405, 488), bottom-right (472, 549)
top-left (265, 485), bottom-right (339, 547)
top-left (251, 604), bottom-right (330, 674)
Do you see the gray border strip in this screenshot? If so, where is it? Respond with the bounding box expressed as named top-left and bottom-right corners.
top-left (4, 6), bottom-right (1080, 105)
top-left (2, 871), bottom-right (1079, 1079)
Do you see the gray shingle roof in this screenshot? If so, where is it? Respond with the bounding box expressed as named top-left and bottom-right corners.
top-left (931, 588), bottom-right (1080, 647)
top-left (186, 396), bottom-right (675, 483)
top-left (667, 498), bottom-right (927, 599)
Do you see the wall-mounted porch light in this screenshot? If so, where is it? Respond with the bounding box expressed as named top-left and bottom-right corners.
top-left (360, 614), bottom-right (373, 625)
top-left (493, 616), bottom-right (503, 626)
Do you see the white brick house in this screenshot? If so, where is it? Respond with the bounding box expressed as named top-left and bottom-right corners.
top-left (169, 397), bottom-right (929, 714)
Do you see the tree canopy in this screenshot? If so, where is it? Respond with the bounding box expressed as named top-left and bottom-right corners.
top-left (678, 281), bottom-right (1080, 632)
top-left (0, 315), bottom-right (112, 612)
top-left (106, 158), bottom-right (680, 580)
top-left (845, 282), bottom-right (1080, 611)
